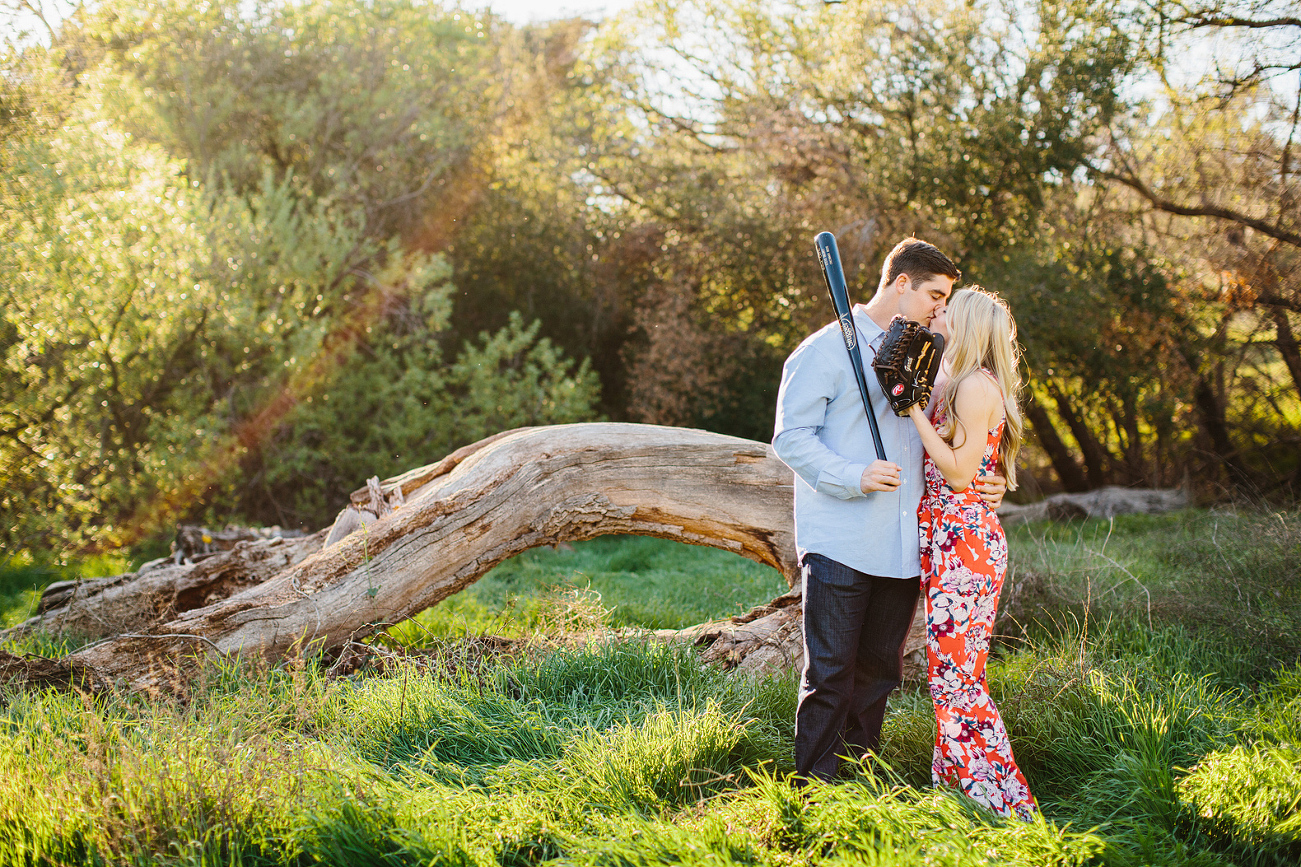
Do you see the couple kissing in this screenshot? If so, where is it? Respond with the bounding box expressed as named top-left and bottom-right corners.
top-left (773, 236), bottom-right (1035, 820)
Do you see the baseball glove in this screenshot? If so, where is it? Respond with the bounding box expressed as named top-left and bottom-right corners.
top-left (872, 315), bottom-right (946, 416)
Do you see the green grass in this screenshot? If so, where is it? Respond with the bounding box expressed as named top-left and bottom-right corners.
top-left (1, 514), bottom-right (1299, 866)
top-left (0, 551), bottom-right (137, 630)
top-left (1003, 509), bottom-right (1301, 674)
top-left (386, 534), bottom-right (790, 643)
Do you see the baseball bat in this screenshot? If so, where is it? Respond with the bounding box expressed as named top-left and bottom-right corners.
top-left (814, 231), bottom-right (887, 461)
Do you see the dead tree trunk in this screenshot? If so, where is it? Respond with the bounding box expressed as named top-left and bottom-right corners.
top-left (13, 532), bottom-right (326, 643)
top-left (6, 423), bottom-right (931, 693)
top-left (46, 424), bottom-right (804, 692)
top-left (7, 430), bottom-right (531, 644)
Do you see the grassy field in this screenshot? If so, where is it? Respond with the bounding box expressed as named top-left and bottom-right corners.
top-left (386, 534), bottom-right (792, 642)
top-left (1, 510), bottom-right (1299, 866)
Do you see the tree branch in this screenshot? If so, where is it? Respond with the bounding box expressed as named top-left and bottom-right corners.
top-left (1178, 14), bottom-right (1301, 30)
top-left (1091, 165), bottom-right (1301, 248)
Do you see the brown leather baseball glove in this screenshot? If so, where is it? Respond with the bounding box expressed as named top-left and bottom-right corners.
top-left (872, 315), bottom-right (946, 416)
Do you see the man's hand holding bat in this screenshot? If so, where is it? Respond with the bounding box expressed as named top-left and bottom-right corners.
top-left (814, 231), bottom-right (1005, 505)
top-left (860, 461), bottom-right (902, 492)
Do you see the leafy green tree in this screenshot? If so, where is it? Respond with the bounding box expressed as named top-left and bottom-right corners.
top-left (1082, 3), bottom-right (1301, 492)
top-left (964, 226), bottom-right (1193, 492)
top-left (562, 0), bottom-right (1297, 491)
top-left (0, 87), bottom-right (367, 551)
top-left (232, 308), bottom-right (602, 527)
top-left (558, 0), bottom-right (1146, 453)
top-left (92, 0), bottom-right (501, 242)
top-left (1, 1), bottom-right (604, 554)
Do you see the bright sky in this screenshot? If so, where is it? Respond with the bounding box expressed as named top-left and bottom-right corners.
top-left (1, 0), bottom-right (644, 46)
top-left (471, 0), bottom-right (641, 24)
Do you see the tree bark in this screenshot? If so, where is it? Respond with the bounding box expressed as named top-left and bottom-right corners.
top-left (1190, 372), bottom-right (1254, 489)
top-left (15, 423), bottom-right (843, 693)
top-left (11, 532), bottom-right (326, 644)
top-left (1048, 383), bottom-right (1111, 487)
top-left (5, 434), bottom-right (531, 645)
top-left (1271, 307), bottom-right (1301, 401)
top-left (1024, 389), bottom-right (1090, 492)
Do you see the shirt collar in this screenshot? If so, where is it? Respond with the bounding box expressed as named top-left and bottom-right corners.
top-left (853, 304), bottom-right (886, 348)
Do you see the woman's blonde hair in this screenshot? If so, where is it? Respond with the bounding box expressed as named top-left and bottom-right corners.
top-left (934, 287), bottom-right (1024, 489)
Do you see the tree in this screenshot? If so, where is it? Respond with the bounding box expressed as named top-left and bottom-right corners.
top-left (560, 0), bottom-right (1299, 492)
top-left (560, 0), bottom-right (1157, 468)
top-left (232, 311), bottom-right (601, 527)
top-left (0, 1), bottom-right (605, 553)
top-left (1082, 1), bottom-right (1301, 491)
top-left (0, 100), bottom-right (367, 551)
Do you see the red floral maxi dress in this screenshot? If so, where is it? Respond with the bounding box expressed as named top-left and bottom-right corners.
top-left (918, 392), bottom-right (1037, 821)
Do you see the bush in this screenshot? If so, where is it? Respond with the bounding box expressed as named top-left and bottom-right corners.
top-left (233, 310), bottom-right (602, 529)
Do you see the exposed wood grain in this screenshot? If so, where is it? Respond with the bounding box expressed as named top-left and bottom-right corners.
top-left (6, 423), bottom-right (933, 693)
top-left (63, 423), bottom-right (804, 691)
top-left (6, 532), bottom-right (326, 644)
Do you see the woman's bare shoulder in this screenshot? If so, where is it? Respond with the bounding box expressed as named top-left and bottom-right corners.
top-left (955, 371), bottom-right (1002, 401)
top-left (953, 372), bottom-right (1003, 422)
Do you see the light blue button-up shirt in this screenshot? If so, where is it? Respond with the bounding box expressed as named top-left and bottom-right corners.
top-left (772, 305), bottom-right (923, 580)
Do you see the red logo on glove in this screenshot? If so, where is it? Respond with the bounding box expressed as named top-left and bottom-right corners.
top-left (892, 384), bottom-right (904, 396)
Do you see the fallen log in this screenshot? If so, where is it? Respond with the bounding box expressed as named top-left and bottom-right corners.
top-left (13, 532), bottom-right (326, 643)
top-left (997, 486), bottom-right (1188, 525)
top-left (1, 424), bottom-right (950, 694)
top-left (172, 524), bottom-right (309, 564)
top-left (48, 423), bottom-right (828, 692)
top-left (10, 430), bottom-right (524, 643)
top-left (0, 650), bottom-right (108, 695)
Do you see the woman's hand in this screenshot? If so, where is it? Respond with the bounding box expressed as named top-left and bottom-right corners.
top-left (974, 472), bottom-right (1007, 509)
top-left (908, 376), bottom-right (1003, 491)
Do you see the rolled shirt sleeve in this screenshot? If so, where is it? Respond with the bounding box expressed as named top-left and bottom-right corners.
top-left (774, 428), bottom-right (869, 500)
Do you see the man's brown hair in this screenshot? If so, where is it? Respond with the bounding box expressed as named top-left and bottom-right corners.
top-left (878, 237), bottom-right (960, 290)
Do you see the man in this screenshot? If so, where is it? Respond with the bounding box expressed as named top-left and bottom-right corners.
top-left (772, 237), bottom-right (1005, 782)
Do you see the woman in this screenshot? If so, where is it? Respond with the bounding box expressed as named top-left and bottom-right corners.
top-left (906, 288), bottom-right (1037, 820)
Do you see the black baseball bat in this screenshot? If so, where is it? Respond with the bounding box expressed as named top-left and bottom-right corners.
top-left (814, 231), bottom-right (886, 461)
